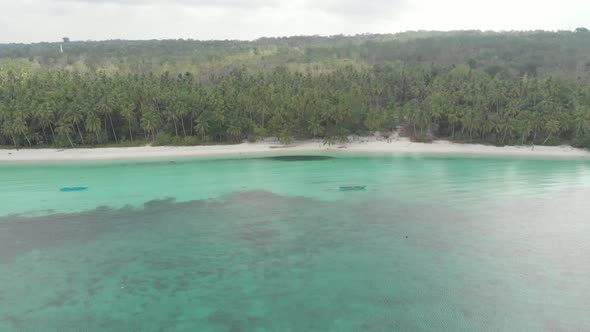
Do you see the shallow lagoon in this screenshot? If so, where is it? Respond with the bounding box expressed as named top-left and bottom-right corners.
top-left (1, 155), bottom-right (589, 331)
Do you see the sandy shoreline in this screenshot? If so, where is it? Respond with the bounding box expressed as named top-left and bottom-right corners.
top-left (1, 138), bottom-right (589, 163)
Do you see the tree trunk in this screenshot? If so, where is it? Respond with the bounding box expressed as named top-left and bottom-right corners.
top-left (181, 118), bottom-right (187, 137)
top-left (49, 123), bottom-right (56, 144)
top-left (108, 114), bottom-right (118, 143)
top-left (66, 134), bottom-right (74, 148)
top-left (128, 121), bottom-right (133, 141)
top-left (41, 126), bottom-right (47, 143)
top-left (76, 124), bottom-right (84, 143)
top-left (543, 134), bottom-right (552, 145)
top-left (173, 118), bottom-right (178, 137)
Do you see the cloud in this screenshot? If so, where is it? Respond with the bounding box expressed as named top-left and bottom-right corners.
top-left (53, 0), bottom-right (405, 15)
top-left (54, 0), bottom-right (278, 9)
top-left (307, 0), bottom-right (408, 17)
top-left (0, 0), bottom-right (588, 43)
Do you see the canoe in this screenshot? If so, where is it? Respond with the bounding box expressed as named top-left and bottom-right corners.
top-left (60, 186), bottom-right (89, 192)
top-left (339, 186), bottom-right (366, 191)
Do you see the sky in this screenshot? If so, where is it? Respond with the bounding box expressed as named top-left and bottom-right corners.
top-left (0, 0), bottom-right (588, 43)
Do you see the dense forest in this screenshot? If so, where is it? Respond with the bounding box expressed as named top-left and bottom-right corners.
top-left (1, 30), bottom-right (590, 148)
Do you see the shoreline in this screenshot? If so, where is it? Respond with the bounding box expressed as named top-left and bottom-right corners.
top-left (1, 138), bottom-right (589, 163)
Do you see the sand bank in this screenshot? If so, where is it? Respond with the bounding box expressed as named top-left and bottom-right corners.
top-left (1, 138), bottom-right (589, 163)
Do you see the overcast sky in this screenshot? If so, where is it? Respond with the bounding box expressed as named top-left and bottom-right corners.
top-left (0, 0), bottom-right (588, 43)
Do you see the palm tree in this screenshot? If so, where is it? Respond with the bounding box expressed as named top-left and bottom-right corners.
top-left (65, 107), bottom-right (85, 144)
top-left (227, 123), bottom-right (242, 142)
top-left (141, 110), bottom-right (159, 142)
top-left (308, 115), bottom-right (325, 138)
top-left (496, 109), bottom-right (517, 144)
top-left (462, 108), bottom-right (479, 139)
top-left (573, 105), bottom-right (590, 136)
top-left (0, 104), bottom-right (9, 145)
top-left (121, 102), bottom-right (136, 141)
top-left (35, 103), bottom-right (57, 144)
top-left (85, 111), bottom-right (102, 142)
top-left (176, 102), bottom-right (189, 137)
top-left (517, 111), bottom-right (534, 144)
top-left (56, 120), bottom-right (75, 148)
top-left (543, 119), bottom-right (561, 145)
top-left (1, 120), bottom-right (16, 147)
top-left (166, 105), bottom-right (181, 137)
top-left (194, 115), bottom-right (210, 141)
top-left (99, 93), bottom-right (119, 143)
top-left (12, 113), bottom-right (32, 147)
top-left (414, 106), bottom-right (431, 135)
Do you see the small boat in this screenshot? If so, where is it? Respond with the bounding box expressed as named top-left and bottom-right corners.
top-left (339, 185), bottom-right (366, 191)
top-left (60, 186), bottom-right (89, 192)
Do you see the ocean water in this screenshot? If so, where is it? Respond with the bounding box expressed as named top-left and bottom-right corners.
top-left (1, 154), bottom-right (589, 331)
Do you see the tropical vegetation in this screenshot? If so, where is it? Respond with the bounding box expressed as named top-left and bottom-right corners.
top-left (1, 30), bottom-right (589, 148)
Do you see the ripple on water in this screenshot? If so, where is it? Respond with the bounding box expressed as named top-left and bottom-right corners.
top-left (1, 156), bottom-right (590, 331)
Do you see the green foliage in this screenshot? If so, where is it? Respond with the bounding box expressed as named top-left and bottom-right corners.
top-left (153, 133), bottom-right (175, 146)
top-left (2, 30), bottom-right (590, 81)
top-left (100, 140), bottom-right (146, 148)
top-left (413, 133), bottom-right (434, 143)
top-left (153, 133), bottom-right (202, 146)
top-left (278, 130), bottom-right (294, 145)
top-left (543, 136), bottom-right (562, 146)
top-left (0, 31), bottom-right (589, 148)
top-left (572, 133), bottom-right (590, 149)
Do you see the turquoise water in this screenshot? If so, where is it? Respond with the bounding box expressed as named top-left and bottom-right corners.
top-left (1, 154), bottom-right (590, 331)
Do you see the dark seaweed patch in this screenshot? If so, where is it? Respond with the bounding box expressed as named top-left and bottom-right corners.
top-left (263, 155), bottom-right (334, 162)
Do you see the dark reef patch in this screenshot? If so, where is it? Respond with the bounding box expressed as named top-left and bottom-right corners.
top-left (262, 155), bottom-right (334, 162)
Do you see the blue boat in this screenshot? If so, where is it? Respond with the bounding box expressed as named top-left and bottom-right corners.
top-left (60, 186), bottom-right (89, 192)
top-left (339, 185), bottom-right (366, 191)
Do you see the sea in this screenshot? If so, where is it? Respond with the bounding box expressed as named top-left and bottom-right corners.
top-left (1, 154), bottom-right (589, 331)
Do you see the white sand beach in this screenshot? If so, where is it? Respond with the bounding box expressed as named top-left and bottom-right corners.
top-left (1, 138), bottom-right (589, 162)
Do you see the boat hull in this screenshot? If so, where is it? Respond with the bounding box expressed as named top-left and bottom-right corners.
top-left (60, 187), bottom-right (89, 192)
top-left (339, 186), bottom-right (366, 191)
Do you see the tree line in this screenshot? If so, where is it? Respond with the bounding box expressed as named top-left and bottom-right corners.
top-left (1, 63), bottom-right (589, 148)
top-left (2, 30), bottom-right (589, 82)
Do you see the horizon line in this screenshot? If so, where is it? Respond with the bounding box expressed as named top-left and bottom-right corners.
top-left (1, 28), bottom-right (587, 45)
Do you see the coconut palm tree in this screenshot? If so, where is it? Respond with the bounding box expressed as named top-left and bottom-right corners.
top-left (573, 105), bottom-right (590, 136)
top-left (194, 115), bottom-right (210, 141)
top-left (543, 119), bottom-right (561, 145)
top-left (12, 113), bottom-right (31, 147)
top-left (141, 110), bottom-right (159, 142)
top-left (121, 102), bottom-right (136, 141)
top-left (56, 120), bottom-right (75, 148)
top-left (35, 102), bottom-right (57, 144)
top-left (99, 93), bottom-right (119, 143)
top-left (85, 111), bottom-right (102, 142)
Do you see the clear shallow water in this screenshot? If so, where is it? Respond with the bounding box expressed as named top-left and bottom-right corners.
top-left (1, 154), bottom-right (589, 331)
